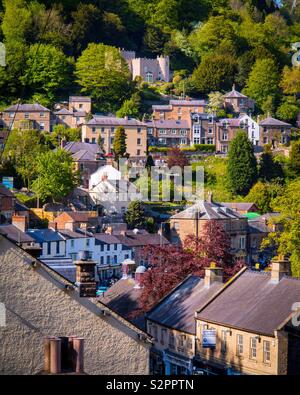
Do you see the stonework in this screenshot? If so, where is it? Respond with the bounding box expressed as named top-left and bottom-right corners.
top-left (0, 236), bottom-right (150, 375)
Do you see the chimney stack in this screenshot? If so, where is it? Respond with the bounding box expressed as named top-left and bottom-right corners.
top-left (204, 262), bottom-right (223, 287)
top-left (270, 255), bottom-right (291, 283)
top-left (122, 259), bottom-right (136, 279)
top-left (12, 215), bottom-right (28, 233)
top-left (75, 251), bottom-right (97, 297)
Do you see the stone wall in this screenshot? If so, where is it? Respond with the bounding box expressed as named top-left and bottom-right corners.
top-left (0, 236), bottom-right (150, 375)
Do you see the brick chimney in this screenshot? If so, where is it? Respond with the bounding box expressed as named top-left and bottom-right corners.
top-left (75, 251), bottom-right (97, 297)
top-left (270, 255), bottom-right (291, 283)
top-left (12, 215), bottom-right (28, 233)
top-left (204, 262), bottom-right (223, 287)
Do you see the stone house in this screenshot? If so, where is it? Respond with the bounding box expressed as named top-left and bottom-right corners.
top-left (223, 85), bottom-right (254, 114)
top-left (152, 99), bottom-right (207, 123)
top-left (1, 103), bottom-right (51, 132)
top-left (190, 112), bottom-right (217, 146)
top-left (215, 118), bottom-right (242, 153)
top-left (195, 258), bottom-right (300, 375)
top-left (146, 119), bottom-right (190, 147)
top-left (54, 96), bottom-right (92, 129)
top-left (259, 117), bottom-right (292, 148)
top-left (169, 199), bottom-right (248, 260)
top-left (120, 50), bottom-right (170, 82)
top-left (146, 270), bottom-right (223, 375)
top-left (0, 184), bottom-right (16, 222)
top-left (81, 116), bottom-right (147, 158)
top-left (0, 234), bottom-right (151, 374)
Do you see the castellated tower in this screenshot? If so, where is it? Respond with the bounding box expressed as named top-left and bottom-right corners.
top-left (157, 55), bottom-right (170, 83)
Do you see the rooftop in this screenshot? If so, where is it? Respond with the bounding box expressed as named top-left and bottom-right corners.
top-left (259, 117), bottom-right (292, 127)
top-left (0, 224), bottom-right (35, 243)
top-left (224, 85), bottom-right (248, 99)
top-left (5, 103), bottom-right (50, 112)
top-left (171, 201), bottom-right (244, 220)
top-left (87, 116), bottom-right (147, 127)
top-left (150, 119), bottom-right (190, 129)
top-left (63, 142), bottom-right (101, 155)
top-left (115, 231), bottom-right (169, 247)
top-left (69, 96), bottom-right (91, 103)
top-left (197, 269), bottom-right (300, 336)
top-left (26, 228), bottom-right (64, 243)
top-left (147, 275), bottom-right (223, 334)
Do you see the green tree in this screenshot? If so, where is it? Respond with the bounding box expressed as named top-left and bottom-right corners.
top-left (145, 154), bottom-right (155, 171)
top-left (124, 200), bottom-right (145, 229)
top-left (276, 97), bottom-right (300, 124)
top-left (289, 141), bottom-right (300, 177)
top-left (246, 180), bottom-right (284, 214)
top-left (227, 130), bottom-right (258, 196)
top-left (22, 43), bottom-right (72, 104)
top-left (31, 149), bottom-right (78, 203)
top-left (75, 43), bottom-right (133, 112)
top-left (2, 129), bottom-right (47, 188)
top-left (113, 126), bottom-right (127, 160)
top-left (207, 91), bottom-right (224, 115)
top-left (47, 125), bottom-right (81, 147)
top-left (270, 180), bottom-right (300, 276)
top-left (191, 54), bottom-right (237, 94)
top-left (243, 58), bottom-right (280, 111)
top-left (259, 145), bottom-right (284, 182)
top-left (116, 93), bottom-right (141, 118)
top-left (280, 65), bottom-right (300, 95)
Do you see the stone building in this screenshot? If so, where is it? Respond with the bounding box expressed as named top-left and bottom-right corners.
top-left (152, 100), bottom-right (207, 122)
top-left (54, 96), bottom-right (92, 129)
top-left (0, 234), bottom-right (151, 374)
top-left (81, 116), bottom-right (147, 158)
top-left (0, 103), bottom-right (51, 132)
top-left (259, 117), bottom-right (292, 148)
top-left (195, 258), bottom-right (300, 375)
top-left (169, 198), bottom-right (248, 260)
top-left (120, 50), bottom-right (170, 82)
top-left (223, 85), bottom-right (254, 114)
top-left (146, 119), bottom-right (191, 147)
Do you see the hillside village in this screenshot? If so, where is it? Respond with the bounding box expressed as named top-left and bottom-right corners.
top-left (1, 0), bottom-right (300, 378)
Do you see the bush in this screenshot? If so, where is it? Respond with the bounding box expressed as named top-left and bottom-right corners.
top-left (194, 144), bottom-right (216, 152)
top-left (148, 146), bottom-right (170, 153)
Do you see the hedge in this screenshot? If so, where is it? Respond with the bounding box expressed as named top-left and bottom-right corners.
top-left (148, 145), bottom-right (216, 153)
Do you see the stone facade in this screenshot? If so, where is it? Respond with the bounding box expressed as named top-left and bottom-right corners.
top-left (152, 100), bottom-right (207, 123)
top-left (1, 104), bottom-right (51, 132)
top-left (0, 235), bottom-right (150, 374)
top-left (259, 117), bottom-right (292, 148)
top-left (121, 50), bottom-right (170, 82)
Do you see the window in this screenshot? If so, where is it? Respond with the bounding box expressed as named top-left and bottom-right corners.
top-left (169, 333), bottom-right (175, 349)
top-left (70, 240), bottom-right (74, 248)
top-left (24, 112), bottom-right (29, 119)
top-left (147, 128), bottom-right (153, 135)
top-left (221, 145), bottom-right (228, 153)
top-left (187, 337), bottom-right (193, 350)
top-left (137, 138), bottom-right (141, 145)
top-left (173, 222), bottom-right (179, 230)
top-left (263, 341), bottom-right (271, 363)
top-left (76, 117), bottom-right (80, 122)
top-left (152, 325), bottom-right (158, 340)
top-left (9, 112), bottom-right (14, 118)
top-left (114, 244), bottom-right (117, 250)
top-left (107, 244), bottom-right (110, 251)
top-left (172, 129), bottom-right (177, 134)
top-left (79, 103), bottom-right (83, 109)
top-left (239, 236), bottom-right (246, 250)
top-left (100, 244), bottom-right (104, 252)
top-left (263, 127), bottom-right (267, 133)
top-left (86, 239), bottom-right (90, 247)
top-left (178, 107), bottom-right (182, 115)
top-left (193, 126), bottom-right (201, 135)
top-left (207, 138), bottom-right (213, 145)
top-left (92, 138), bottom-right (96, 143)
top-left (92, 127), bottom-right (96, 133)
top-left (114, 255), bottom-right (117, 264)
top-left (221, 330), bottom-right (227, 354)
top-left (250, 337), bottom-right (257, 359)
top-left (194, 137), bottom-right (200, 144)
top-left (178, 334), bottom-right (186, 350)
top-left (180, 129), bottom-right (187, 135)
top-left (107, 256), bottom-right (110, 264)
top-left (236, 334), bottom-right (243, 356)
top-left (158, 138), bottom-right (166, 145)
top-left (146, 72), bottom-right (153, 83)
top-left (62, 115), bottom-right (66, 120)
top-left (208, 128), bottom-right (213, 134)
top-left (56, 241), bottom-right (60, 254)
top-left (180, 138), bottom-right (186, 145)
top-left (40, 112), bottom-right (45, 118)
top-left (47, 242), bottom-right (51, 255)
top-left (137, 128), bottom-right (141, 133)
top-left (263, 137), bottom-right (268, 144)
top-left (39, 122), bottom-right (45, 131)
top-left (159, 129), bottom-right (166, 135)
top-left (161, 329), bottom-right (167, 345)
top-left (100, 256), bottom-right (104, 265)
top-left (222, 132), bottom-right (228, 141)
top-left (137, 149), bottom-right (141, 156)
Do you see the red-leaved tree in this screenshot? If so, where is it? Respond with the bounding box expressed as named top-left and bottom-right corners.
top-left (139, 220), bottom-right (245, 311)
top-left (166, 147), bottom-right (189, 169)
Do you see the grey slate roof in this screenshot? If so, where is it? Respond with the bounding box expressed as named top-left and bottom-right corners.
top-left (115, 231), bottom-right (169, 248)
top-left (26, 229), bottom-right (64, 243)
top-left (87, 116), bottom-right (147, 127)
top-left (224, 88), bottom-right (247, 99)
top-left (147, 276), bottom-right (223, 334)
top-left (0, 225), bottom-right (35, 243)
top-left (197, 269), bottom-right (300, 336)
top-left (259, 117), bottom-right (291, 127)
top-left (69, 96), bottom-right (91, 102)
top-left (4, 104), bottom-right (50, 112)
top-left (169, 99), bottom-right (207, 106)
top-left (0, 184), bottom-right (14, 197)
top-left (152, 119), bottom-right (190, 129)
top-left (171, 201), bottom-right (244, 220)
top-left (221, 202), bottom-right (257, 212)
top-left (63, 142), bottom-right (101, 155)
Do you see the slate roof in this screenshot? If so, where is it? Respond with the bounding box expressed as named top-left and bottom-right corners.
top-left (71, 150), bottom-right (96, 162)
top-left (58, 230), bottom-right (88, 239)
top-left (169, 100), bottom-right (207, 106)
top-left (221, 202), bottom-right (257, 212)
top-left (171, 201), bottom-right (244, 220)
top-left (115, 231), bottom-right (169, 247)
top-left (15, 201), bottom-right (30, 212)
top-left (152, 105), bottom-right (172, 111)
top-left (56, 212), bottom-right (90, 222)
top-left (94, 233), bottom-right (122, 245)
top-left (63, 142), bottom-right (101, 155)
top-left (197, 269), bottom-right (300, 336)
top-left (99, 277), bottom-right (145, 330)
top-left (26, 229), bottom-right (64, 243)
top-left (55, 108), bottom-right (72, 115)
top-left (224, 87), bottom-right (247, 99)
top-left (87, 116), bottom-right (147, 127)
top-left (217, 118), bottom-right (242, 127)
top-left (259, 117), bottom-right (291, 127)
top-left (147, 276), bottom-right (223, 334)
top-left (0, 225), bottom-right (35, 243)
top-left (69, 96), bottom-right (91, 102)
top-left (151, 119), bottom-right (190, 129)
top-left (4, 104), bottom-right (50, 112)
top-left (0, 184), bottom-right (14, 197)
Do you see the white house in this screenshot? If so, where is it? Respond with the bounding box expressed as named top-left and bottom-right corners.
top-left (26, 229), bottom-right (66, 259)
top-left (239, 114), bottom-right (260, 146)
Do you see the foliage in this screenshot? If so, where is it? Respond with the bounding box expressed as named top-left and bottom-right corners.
top-left (113, 126), bottom-right (127, 160)
top-left (46, 125), bottom-right (81, 147)
top-left (289, 141), bottom-right (300, 177)
top-left (139, 220), bottom-right (244, 311)
top-left (227, 130), bottom-right (258, 196)
top-left (207, 91), bottom-right (224, 114)
top-left (116, 93), bottom-right (141, 118)
top-left (258, 145), bottom-right (284, 182)
top-left (166, 147), bottom-right (189, 169)
top-left (31, 149), bottom-right (78, 202)
top-left (246, 180), bottom-right (284, 213)
top-left (124, 200), bottom-right (145, 229)
top-left (276, 97), bottom-right (300, 124)
top-left (75, 43), bottom-right (133, 112)
top-left (280, 66), bottom-right (300, 95)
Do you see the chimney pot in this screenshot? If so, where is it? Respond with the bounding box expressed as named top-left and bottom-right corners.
top-left (50, 338), bottom-right (61, 374)
top-left (72, 337), bottom-right (84, 374)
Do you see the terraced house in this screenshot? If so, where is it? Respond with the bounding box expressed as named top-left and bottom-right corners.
top-left (81, 116), bottom-right (147, 158)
